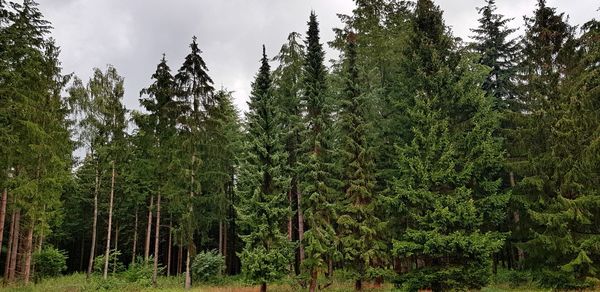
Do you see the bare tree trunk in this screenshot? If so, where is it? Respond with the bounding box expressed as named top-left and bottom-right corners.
top-left (287, 190), bottom-right (292, 241)
top-left (87, 159), bottom-right (100, 278)
top-left (103, 160), bottom-right (116, 279)
top-left (297, 190), bottom-right (305, 264)
top-left (4, 201), bottom-right (16, 281)
top-left (167, 217), bottom-right (172, 276)
top-left (309, 268), bottom-right (317, 292)
top-left (509, 171), bottom-right (525, 264)
top-left (185, 248), bottom-right (191, 289)
top-left (177, 243), bottom-right (182, 276)
top-left (0, 189), bottom-right (7, 256)
top-left (152, 193), bottom-right (161, 286)
top-left (132, 207), bottom-right (138, 264)
top-left (113, 223), bottom-right (119, 275)
top-left (260, 282), bottom-right (267, 292)
top-left (23, 223), bottom-right (34, 285)
top-left (144, 195), bottom-right (154, 263)
top-left (8, 208), bottom-right (20, 282)
top-left (79, 236), bottom-right (85, 271)
top-left (223, 221), bottom-right (228, 274)
top-left (219, 220), bottom-right (223, 256)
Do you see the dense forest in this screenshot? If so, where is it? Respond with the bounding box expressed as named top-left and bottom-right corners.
top-left (1, 0), bottom-right (599, 291)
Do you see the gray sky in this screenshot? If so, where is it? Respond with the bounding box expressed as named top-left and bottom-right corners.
top-left (37, 0), bottom-right (598, 113)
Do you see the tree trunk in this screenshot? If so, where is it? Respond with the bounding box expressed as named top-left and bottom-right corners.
top-left (297, 189), bottom-right (305, 264)
top-left (260, 282), bottom-right (267, 292)
top-left (185, 248), bottom-right (191, 289)
top-left (0, 189), bottom-right (7, 257)
top-left (509, 171), bottom-right (525, 264)
top-left (219, 220), bottom-right (223, 256)
top-left (87, 159), bottom-right (100, 278)
top-left (355, 279), bottom-right (362, 291)
top-left (4, 202), bottom-right (16, 281)
top-left (167, 217), bottom-right (172, 276)
top-left (309, 268), bottom-right (317, 292)
top-left (152, 193), bottom-right (161, 286)
top-left (144, 195), bottom-right (154, 263)
top-left (223, 221), bottom-right (228, 274)
top-left (23, 223), bottom-right (34, 285)
top-left (287, 189), bottom-right (292, 241)
top-left (113, 223), bottom-right (119, 275)
top-left (8, 208), bottom-right (20, 282)
top-left (79, 236), bottom-right (85, 271)
top-left (103, 160), bottom-right (116, 279)
top-left (177, 243), bottom-right (182, 276)
top-left (132, 207), bottom-right (138, 264)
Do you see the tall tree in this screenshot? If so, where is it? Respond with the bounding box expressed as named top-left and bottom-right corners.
top-left (174, 36), bottom-right (215, 289)
top-left (272, 31), bottom-right (305, 273)
top-left (391, 1), bottom-right (506, 290)
top-left (336, 33), bottom-right (384, 291)
top-left (237, 46), bottom-right (292, 292)
top-left (470, 0), bottom-right (519, 106)
top-left (300, 12), bottom-right (338, 292)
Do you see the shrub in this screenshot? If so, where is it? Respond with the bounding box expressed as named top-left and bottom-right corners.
top-left (191, 250), bottom-right (225, 283)
top-left (122, 256), bottom-right (163, 286)
top-left (33, 246), bottom-right (67, 281)
top-left (93, 249), bottom-right (124, 274)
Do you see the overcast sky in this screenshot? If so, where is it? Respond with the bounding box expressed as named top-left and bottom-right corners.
top-left (37, 0), bottom-right (598, 113)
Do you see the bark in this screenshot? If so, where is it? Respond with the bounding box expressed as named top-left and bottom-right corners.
top-left (355, 279), bottom-right (362, 291)
top-left (113, 223), bottom-right (119, 275)
top-left (287, 189), bottom-right (292, 241)
top-left (309, 268), bottom-right (318, 292)
top-left (23, 223), bottom-right (34, 285)
top-left (87, 159), bottom-right (100, 278)
top-left (297, 189), bottom-right (305, 264)
top-left (260, 282), bottom-right (267, 292)
top-left (79, 236), bottom-right (85, 271)
top-left (144, 195), bottom-right (154, 263)
top-left (132, 207), bottom-right (138, 264)
top-left (152, 193), bottom-right (161, 286)
top-left (0, 189), bottom-right (7, 257)
top-left (4, 202), bottom-right (16, 281)
top-left (219, 220), bottom-right (223, 256)
top-left (509, 171), bottom-right (525, 263)
top-left (177, 243), bottom-right (182, 276)
top-left (167, 217), bottom-right (172, 276)
top-left (223, 221), bottom-right (228, 274)
top-left (185, 248), bottom-right (191, 289)
top-left (103, 160), bottom-right (116, 279)
top-left (8, 208), bottom-right (20, 282)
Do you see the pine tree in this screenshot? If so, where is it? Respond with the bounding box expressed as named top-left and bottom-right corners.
top-left (470, 0), bottom-right (519, 107)
top-left (336, 33), bottom-right (384, 291)
top-left (300, 12), bottom-right (339, 292)
top-left (237, 46), bottom-right (292, 292)
top-left (391, 1), bottom-right (505, 290)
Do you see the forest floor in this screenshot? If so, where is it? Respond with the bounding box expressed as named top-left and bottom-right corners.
top-left (0, 272), bottom-right (553, 292)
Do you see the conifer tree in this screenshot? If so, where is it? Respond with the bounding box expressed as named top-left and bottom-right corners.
top-left (391, 1), bottom-right (505, 290)
top-left (300, 12), bottom-right (338, 292)
top-left (507, 0), bottom-right (578, 282)
top-left (470, 0), bottom-right (519, 106)
top-left (336, 33), bottom-right (384, 291)
top-left (174, 36), bottom-right (215, 289)
top-left (237, 46), bottom-right (292, 292)
top-left (272, 31), bottom-right (305, 273)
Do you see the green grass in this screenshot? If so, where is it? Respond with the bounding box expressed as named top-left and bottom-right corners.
top-left (0, 271), bottom-right (566, 291)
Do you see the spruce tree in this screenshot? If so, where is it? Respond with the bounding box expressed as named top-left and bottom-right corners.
top-left (237, 46), bottom-right (292, 292)
top-left (470, 0), bottom-right (519, 107)
top-left (391, 1), bottom-right (505, 290)
top-left (300, 12), bottom-right (338, 292)
top-left (272, 31), bottom-right (305, 273)
top-left (336, 33), bottom-right (384, 291)
top-left (507, 1), bottom-right (578, 285)
top-left (174, 36), bottom-right (215, 289)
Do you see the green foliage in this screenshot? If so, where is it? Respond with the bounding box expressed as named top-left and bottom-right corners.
top-left (93, 250), bottom-right (124, 274)
top-left (33, 247), bottom-right (68, 281)
top-left (120, 256), bottom-right (159, 286)
top-left (191, 250), bottom-right (225, 283)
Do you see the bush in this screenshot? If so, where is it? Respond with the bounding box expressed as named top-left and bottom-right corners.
top-left (191, 250), bottom-right (225, 283)
top-left (33, 246), bottom-right (67, 281)
top-left (93, 249), bottom-right (124, 274)
top-left (122, 256), bottom-right (163, 286)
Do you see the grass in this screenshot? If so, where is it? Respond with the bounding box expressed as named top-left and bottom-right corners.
top-left (0, 270), bottom-right (573, 291)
